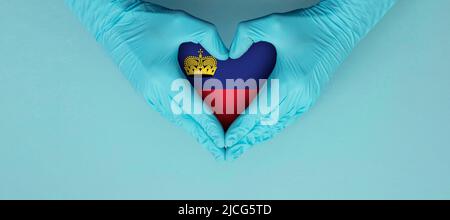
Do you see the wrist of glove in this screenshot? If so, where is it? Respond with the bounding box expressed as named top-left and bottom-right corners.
top-left (294, 0), bottom-right (398, 70)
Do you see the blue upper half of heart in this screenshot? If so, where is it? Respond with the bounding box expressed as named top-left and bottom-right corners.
top-left (178, 42), bottom-right (277, 89)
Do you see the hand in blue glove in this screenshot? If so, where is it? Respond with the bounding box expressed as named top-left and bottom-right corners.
top-left (65, 0), bottom-right (229, 159)
top-left (225, 0), bottom-right (397, 159)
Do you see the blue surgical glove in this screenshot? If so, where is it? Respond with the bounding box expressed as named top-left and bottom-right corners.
top-left (65, 0), bottom-right (229, 159)
top-left (225, 0), bottom-right (397, 159)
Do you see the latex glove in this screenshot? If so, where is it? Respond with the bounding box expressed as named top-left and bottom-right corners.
top-left (225, 0), bottom-right (397, 159)
top-left (65, 0), bottom-right (229, 159)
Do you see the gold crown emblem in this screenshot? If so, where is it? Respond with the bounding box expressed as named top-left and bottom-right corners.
top-left (184, 49), bottom-right (217, 76)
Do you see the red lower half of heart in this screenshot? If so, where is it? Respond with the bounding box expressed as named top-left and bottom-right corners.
top-left (199, 89), bottom-right (258, 131)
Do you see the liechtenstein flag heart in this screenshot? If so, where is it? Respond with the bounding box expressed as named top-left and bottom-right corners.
top-left (178, 42), bottom-right (277, 131)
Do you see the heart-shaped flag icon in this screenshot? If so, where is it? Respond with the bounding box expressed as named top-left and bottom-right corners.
top-left (178, 42), bottom-right (277, 131)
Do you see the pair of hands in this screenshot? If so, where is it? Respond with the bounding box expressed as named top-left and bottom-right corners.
top-left (66, 0), bottom-right (397, 160)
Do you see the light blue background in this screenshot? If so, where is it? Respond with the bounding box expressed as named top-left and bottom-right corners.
top-left (0, 0), bottom-right (449, 199)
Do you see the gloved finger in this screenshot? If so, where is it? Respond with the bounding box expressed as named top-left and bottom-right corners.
top-left (225, 84), bottom-right (309, 151)
top-left (225, 96), bottom-right (288, 148)
top-left (146, 79), bottom-right (226, 159)
top-left (225, 114), bottom-right (258, 148)
top-left (226, 83), bottom-right (317, 160)
top-left (142, 65), bottom-right (226, 149)
top-left (196, 24), bottom-right (229, 61)
top-left (225, 94), bottom-right (304, 160)
top-left (171, 108), bottom-right (226, 160)
top-left (153, 100), bottom-right (226, 160)
top-left (229, 21), bottom-right (263, 59)
top-left (183, 89), bottom-right (226, 149)
top-left (224, 67), bottom-right (284, 147)
top-left (177, 13), bottom-right (229, 60)
top-left (226, 102), bottom-right (310, 160)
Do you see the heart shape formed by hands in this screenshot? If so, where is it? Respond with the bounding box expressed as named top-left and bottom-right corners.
top-left (67, 0), bottom-right (396, 160)
top-left (178, 42), bottom-right (277, 131)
